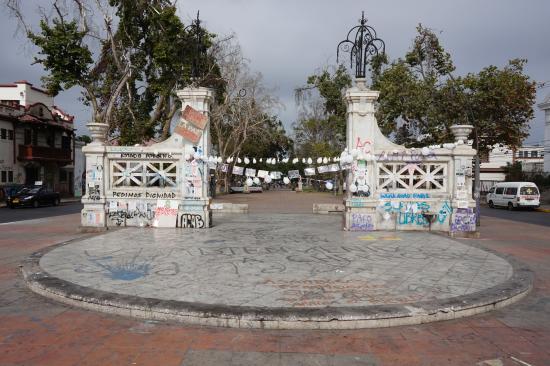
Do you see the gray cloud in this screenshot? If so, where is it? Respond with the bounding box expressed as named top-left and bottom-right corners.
top-left (1, 0), bottom-right (548, 143)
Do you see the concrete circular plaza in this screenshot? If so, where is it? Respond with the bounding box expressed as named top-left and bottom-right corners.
top-left (23, 213), bottom-right (532, 329)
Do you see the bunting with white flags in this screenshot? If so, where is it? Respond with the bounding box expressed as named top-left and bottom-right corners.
top-left (304, 167), bottom-right (316, 176)
top-left (232, 166), bottom-right (244, 175)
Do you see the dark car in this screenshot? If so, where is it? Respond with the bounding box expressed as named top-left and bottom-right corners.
top-left (6, 186), bottom-right (60, 208)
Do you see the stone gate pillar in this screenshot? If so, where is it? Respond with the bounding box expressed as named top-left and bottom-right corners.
top-left (175, 87), bottom-right (214, 228)
top-left (342, 77), bottom-right (477, 235)
top-left (343, 78), bottom-right (401, 231)
top-left (80, 122), bottom-right (109, 230)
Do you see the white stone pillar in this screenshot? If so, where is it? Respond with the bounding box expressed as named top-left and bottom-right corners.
top-left (343, 78), bottom-right (393, 231)
top-left (175, 87), bottom-right (214, 228)
top-left (80, 123), bottom-right (109, 230)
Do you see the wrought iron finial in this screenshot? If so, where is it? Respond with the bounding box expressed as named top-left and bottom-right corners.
top-left (337, 11), bottom-right (385, 79)
top-left (185, 11), bottom-right (207, 79)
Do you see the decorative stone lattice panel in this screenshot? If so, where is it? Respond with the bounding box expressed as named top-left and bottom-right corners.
top-left (110, 161), bottom-right (178, 188)
top-left (377, 162), bottom-right (448, 191)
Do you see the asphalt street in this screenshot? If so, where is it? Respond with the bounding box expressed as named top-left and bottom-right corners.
top-left (0, 202), bottom-right (83, 224)
top-left (479, 206), bottom-right (550, 227)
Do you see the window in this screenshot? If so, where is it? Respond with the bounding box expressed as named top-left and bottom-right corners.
top-left (489, 187), bottom-right (495, 194)
top-left (1, 171), bottom-right (5, 183)
top-left (495, 187), bottom-right (504, 194)
top-left (46, 131), bottom-right (55, 147)
top-left (0, 128), bottom-right (5, 139)
top-left (505, 187), bottom-right (518, 195)
top-left (24, 129), bottom-right (32, 145)
top-left (8, 130), bottom-right (13, 140)
top-left (520, 186), bottom-right (539, 196)
top-left (61, 135), bottom-right (71, 150)
top-left (531, 151), bottom-right (538, 158)
top-left (32, 130), bottom-right (38, 146)
top-left (8, 171), bottom-right (13, 182)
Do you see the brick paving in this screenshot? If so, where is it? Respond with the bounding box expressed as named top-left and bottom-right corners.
top-left (1, 191), bottom-right (549, 365)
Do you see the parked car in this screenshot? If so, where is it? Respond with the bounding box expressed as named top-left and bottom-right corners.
top-left (0, 184), bottom-right (25, 202)
top-left (6, 186), bottom-right (61, 208)
top-left (486, 182), bottom-right (540, 210)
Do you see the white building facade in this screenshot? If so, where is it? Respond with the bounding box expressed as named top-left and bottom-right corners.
top-left (0, 81), bottom-right (77, 198)
top-left (479, 145), bottom-right (545, 192)
top-left (538, 93), bottom-right (550, 173)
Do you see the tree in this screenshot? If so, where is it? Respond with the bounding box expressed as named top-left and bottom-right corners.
top-left (374, 25), bottom-right (458, 146)
top-left (462, 59), bottom-right (536, 153)
top-left (6, 0), bottom-right (220, 144)
top-left (374, 25), bottom-right (536, 154)
top-left (208, 38), bottom-right (284, 191)
top-left (294, 65), bottom-right (352, 193)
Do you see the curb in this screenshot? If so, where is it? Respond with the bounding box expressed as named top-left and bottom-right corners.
top-left (21, 235), bottom-right (533, 330)
top-left (535, 207), bottom-right (550, 213)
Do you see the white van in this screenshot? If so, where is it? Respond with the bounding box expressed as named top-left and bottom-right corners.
top-left (486, 182), bottom-right (540, 210)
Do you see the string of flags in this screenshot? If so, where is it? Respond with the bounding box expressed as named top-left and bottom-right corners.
top-left (184, 140), bottom-right (468, 168)
top-left (185, 143), bottom-right (466, 190)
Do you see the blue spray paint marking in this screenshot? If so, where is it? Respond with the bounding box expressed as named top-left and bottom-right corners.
top-left (82, 248), bottom-right (154, 281)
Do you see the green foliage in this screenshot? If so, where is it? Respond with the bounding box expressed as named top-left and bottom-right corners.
top-left (25, 0), bottom-right (222, 145)
top-left (375, 25), bottom-right (536, 152)
top-left (240, 115), bottom-right (293, 160)
top-left (76, 135), bottom-right (92, 143)
top-left (462, 59), bottom-right (536, 152)
top-left (28, 19), bottom-right (93, 96)
top-left (294, 65), bottom-right (351, 157)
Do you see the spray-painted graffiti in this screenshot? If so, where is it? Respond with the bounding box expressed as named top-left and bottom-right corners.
top-left (152, 200), bottom-right (178, 227)
top-left (350, 213), bottom-right (375, 231)
top-left (450, 208), bottom-right (476, 232)
top-left (379, 201), bottom-right (452, 226)
top-left (176, 213), bottom-right (206, 228)
top-left (107, 201), bottom-right (156, 227)
top-left (356, 137), bottom-right (372, 154)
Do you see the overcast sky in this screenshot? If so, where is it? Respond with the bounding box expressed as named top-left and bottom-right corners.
top-left (1, 0), bottom-right (548, 144)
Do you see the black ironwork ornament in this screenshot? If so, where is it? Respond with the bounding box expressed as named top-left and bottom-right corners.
top-left (337, 12), bottom-right (385, 79)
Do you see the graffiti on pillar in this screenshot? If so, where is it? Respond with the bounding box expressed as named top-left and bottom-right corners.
top-left (379, 201), bottom-right (452, 226)
top-left (176, 212), bottom-right (206, 228)
top-left (152, 199), bottom-right (179, 227)
top-left (350, 213), bottom-right (375, 231)
top-left (107, 201), bottom-right (156, 227)
top-left (356, 137), bottom-right (372, 154)
top-left (450, 208), bottom-right (476, 232)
